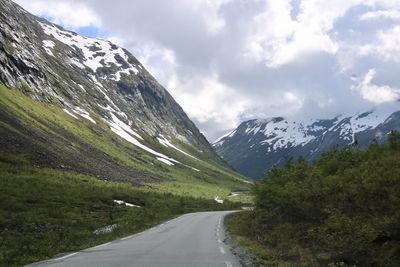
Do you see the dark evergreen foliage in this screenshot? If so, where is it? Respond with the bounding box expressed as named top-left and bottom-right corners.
top-left (234, 132), bottom-right (400, 266)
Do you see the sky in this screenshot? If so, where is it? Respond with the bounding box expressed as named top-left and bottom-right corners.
top-left (13, 0), bottom-right (400, 141)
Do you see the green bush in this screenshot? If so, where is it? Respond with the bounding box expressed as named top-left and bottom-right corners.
top-left (235, 132), bottom-right (400, 266)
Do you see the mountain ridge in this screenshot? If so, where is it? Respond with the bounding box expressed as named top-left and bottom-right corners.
top-left (0, 0), bottom-right (249, 196)
top-left (213, 107), bottom-right (400, 179)
top-left (1, 0), bottom-right (210, 153)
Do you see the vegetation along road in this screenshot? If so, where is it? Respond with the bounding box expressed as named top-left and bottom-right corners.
top-left (28, 211), bottom-right (241, 267)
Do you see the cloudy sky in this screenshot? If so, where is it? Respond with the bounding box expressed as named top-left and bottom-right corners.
top-left (13, 0), bottom-right (400, 140)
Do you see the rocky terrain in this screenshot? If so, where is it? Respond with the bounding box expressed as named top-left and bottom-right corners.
top-left (0, 0), bottom-right (247, 192)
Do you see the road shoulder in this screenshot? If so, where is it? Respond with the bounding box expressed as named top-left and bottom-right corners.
top-left (224, 212), bottom-right (257, 267)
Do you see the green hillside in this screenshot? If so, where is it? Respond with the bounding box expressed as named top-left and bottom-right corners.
top-left (0, 84), bottom-right (250, 199)
top-left (0, 84), bottom-right (252, 266)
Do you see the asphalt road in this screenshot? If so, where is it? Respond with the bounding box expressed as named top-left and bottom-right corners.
top-left (28, 211), bottom-right (242, 267)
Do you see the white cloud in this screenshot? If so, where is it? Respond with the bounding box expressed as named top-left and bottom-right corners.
top-left (360, 9), bottom-right (400, 21)
top-left (128, 42), bottom-right (179, 91)
top-left (190, 0), bottom-right (231, 34)
top-left (11, 0), bottom-right (400, 140)
top-left (366, 0), bottom-right (400, 9)
top-left (243, 0), bottom-right (364, 68)
top-left (284, 91), bottom-right (303, 106)
top-left (14, 0), bottom-right (101, 29)
top-left (171, 74), bottom-right (250, 130)
top-left (359, 26), bottom-right (400, 62)
top-left (352, 69), bottom-right (400, 103)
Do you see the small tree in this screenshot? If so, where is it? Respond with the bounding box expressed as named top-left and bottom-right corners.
top-left (388, 130), bottom-right (400, 150)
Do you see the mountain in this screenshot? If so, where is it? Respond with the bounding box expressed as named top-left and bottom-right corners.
top-left (0, 0), bottom-right (249, 197)
top-left (213, 108), bottom-right (400, 179)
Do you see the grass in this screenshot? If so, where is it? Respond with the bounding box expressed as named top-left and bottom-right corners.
top-left (225, 212), bottom-right (297, 267)
top-left (0, 82), bottom-right (254, 266)
top-left (0, 84), bottom-right (252, 200)
top-left (0, 151), bottom-right (241, 267)
top-left (0, 84), bottom-right (253, 266)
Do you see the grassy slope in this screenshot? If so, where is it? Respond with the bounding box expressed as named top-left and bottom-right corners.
top-left (0, 84), bottom-right (253, 266)
top-left (0, 84), bottom-right (251, 200)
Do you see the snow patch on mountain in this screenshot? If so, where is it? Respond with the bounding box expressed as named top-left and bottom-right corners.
top-left (256, 118), bottom-right (315, 149)
top-left (156, 157), bottom-right (175, 166)
top-left (106, 114), bottom-right (178, 163)
top-left (157, 134), bottom-right (198, 160)
top-left (108, 113), bottom-right (142, 140)
top-left (73, 107), bottom-right (96, 124)
top-left (104, 113), bottom-right (202, 171)
top-left (40, 22), bottom-right (139, 80)
top-left (63, 109), bottom-right (78, 119)
top-left (188, 166), bottom-right (201, 172)
top-left (215, 108), bottom-right (396, 152)
top-left (113, 200), bottom-right (140, 208)
top-left (213, 129), bottom-right (237, 147)
top-left (213, 107), bottom-right (400, 179)
top-left (350, 110), bottom-right (387, 132)
top-left (42, 40), bottom-right (55, 56)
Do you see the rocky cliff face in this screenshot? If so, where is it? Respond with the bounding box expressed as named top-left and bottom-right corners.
top-left (0, 0), bottom-right (218, 160)
top-left (1, 0), bottom-right (215, 149)
top-left (0, 0), bottom-right (243, 188)
top-left (213, 109), bottom-right (400, 179)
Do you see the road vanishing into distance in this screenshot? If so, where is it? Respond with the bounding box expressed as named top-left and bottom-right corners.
top-left (28, 211), bottom-right (242, 267)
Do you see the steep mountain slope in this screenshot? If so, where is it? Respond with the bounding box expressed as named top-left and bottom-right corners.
top-left (213, 108), bottom-right (400, 179)
top-left (0, 0), bottom-right (249, 197)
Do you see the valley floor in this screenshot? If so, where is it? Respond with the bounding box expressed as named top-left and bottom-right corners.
top-left (27, 211), bottom-right (241, 267)
top-left (0, 156), bottom-right (241, 267)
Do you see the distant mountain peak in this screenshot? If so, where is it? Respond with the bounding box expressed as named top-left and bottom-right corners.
top-left (213, 108), bottom-right (400, 179)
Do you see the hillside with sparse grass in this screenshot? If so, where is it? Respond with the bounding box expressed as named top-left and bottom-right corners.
top-left (0, 85), bottom-right (250, 200)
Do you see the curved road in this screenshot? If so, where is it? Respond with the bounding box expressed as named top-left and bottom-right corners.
top-left (28, 211), bottom-right (241, 267)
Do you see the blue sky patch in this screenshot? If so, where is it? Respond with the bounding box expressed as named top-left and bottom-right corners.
top-left (41, 14), bottom-right (107, 39)
top-left (76, 26), bottom-right (108, 39)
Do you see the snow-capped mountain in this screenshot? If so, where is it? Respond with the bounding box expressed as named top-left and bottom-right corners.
top-left (213, 108), bottom-right (400, 179)
top-left (0, 0), bottom-right (243, 186)
top-left (0, 0), bottom-right (211, 163)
